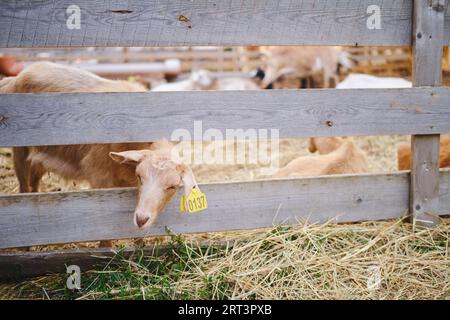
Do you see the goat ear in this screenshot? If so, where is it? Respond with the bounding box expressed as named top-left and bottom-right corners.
top-left (177, 164), bottom-right (198, 198)
top-left (308, 138), bottom-right (317, 153)
top-left (109, 150), bottom-right (145, 165)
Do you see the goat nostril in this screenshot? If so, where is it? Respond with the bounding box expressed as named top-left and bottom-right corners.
top-left (136, 216), bottom-right (150, 228)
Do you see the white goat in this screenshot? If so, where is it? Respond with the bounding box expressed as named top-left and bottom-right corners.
top-left (336, 73), bottom-right (412, 89)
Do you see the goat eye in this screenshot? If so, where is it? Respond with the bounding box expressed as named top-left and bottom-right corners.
top-left (166, 186), bottom-right (176, 191)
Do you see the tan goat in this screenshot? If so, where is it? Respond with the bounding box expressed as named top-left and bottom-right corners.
top-left (260, 46), bottom-right (350, 89)
top-left (273, 138), bottom-right (369, 178)
top-left (1, 62), bottom-right (199, 246)
top-left (308, 137), bottom-right (346, 155)
top-left (397, 136), bottom-right (450, 171)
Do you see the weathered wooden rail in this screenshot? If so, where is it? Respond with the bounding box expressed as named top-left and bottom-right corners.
top-left (1, 88), bottom-right (450, 147)
top-left (1, 171), bottom-right (450, 249)
top-left (0, 0), bottom-right (449, 279)
top-left (1, 0), bottom-right (450, 47)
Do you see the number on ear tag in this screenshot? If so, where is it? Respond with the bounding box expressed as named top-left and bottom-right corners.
top-left (180, 188), bottom-right (208, 213)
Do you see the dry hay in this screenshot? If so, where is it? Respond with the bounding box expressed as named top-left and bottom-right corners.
top-left (0, 218), bottom-right (448, 299)
top-left (175, 219), bottom-right (449, 300)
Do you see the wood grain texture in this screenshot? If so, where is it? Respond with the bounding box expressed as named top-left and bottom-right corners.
top-left (410, 0), bottom-right (446, 227)
top-left (446, 3), bottom-right (450, 44)
top-left (0, 244), bottom-right (175, 280)
top-left (0, 241), bottom-right (231, 280)
top-left (0, 0), bottom-right (442, 47)
top-left (410, 135), bottom-right (441, 226)
top-left (1, 87), bottom-right (450, 147)
top-left (1, 172), bottom-right (450, 278)
top-left (1, 171), bottom-right (450, 249)
top-left (412, 0), bottom-right (445, 87)
top-left (0, 247), bottom-right (157, 280)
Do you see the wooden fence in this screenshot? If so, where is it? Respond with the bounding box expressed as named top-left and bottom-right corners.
top-left (0, 0), bottom-right (450, 278)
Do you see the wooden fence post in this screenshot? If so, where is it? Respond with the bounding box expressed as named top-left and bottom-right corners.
top-left (410, 0), bottom-right (446, 227)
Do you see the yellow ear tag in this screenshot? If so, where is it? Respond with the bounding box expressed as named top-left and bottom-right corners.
top-left (180, 188), bottom-right (208, 213)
